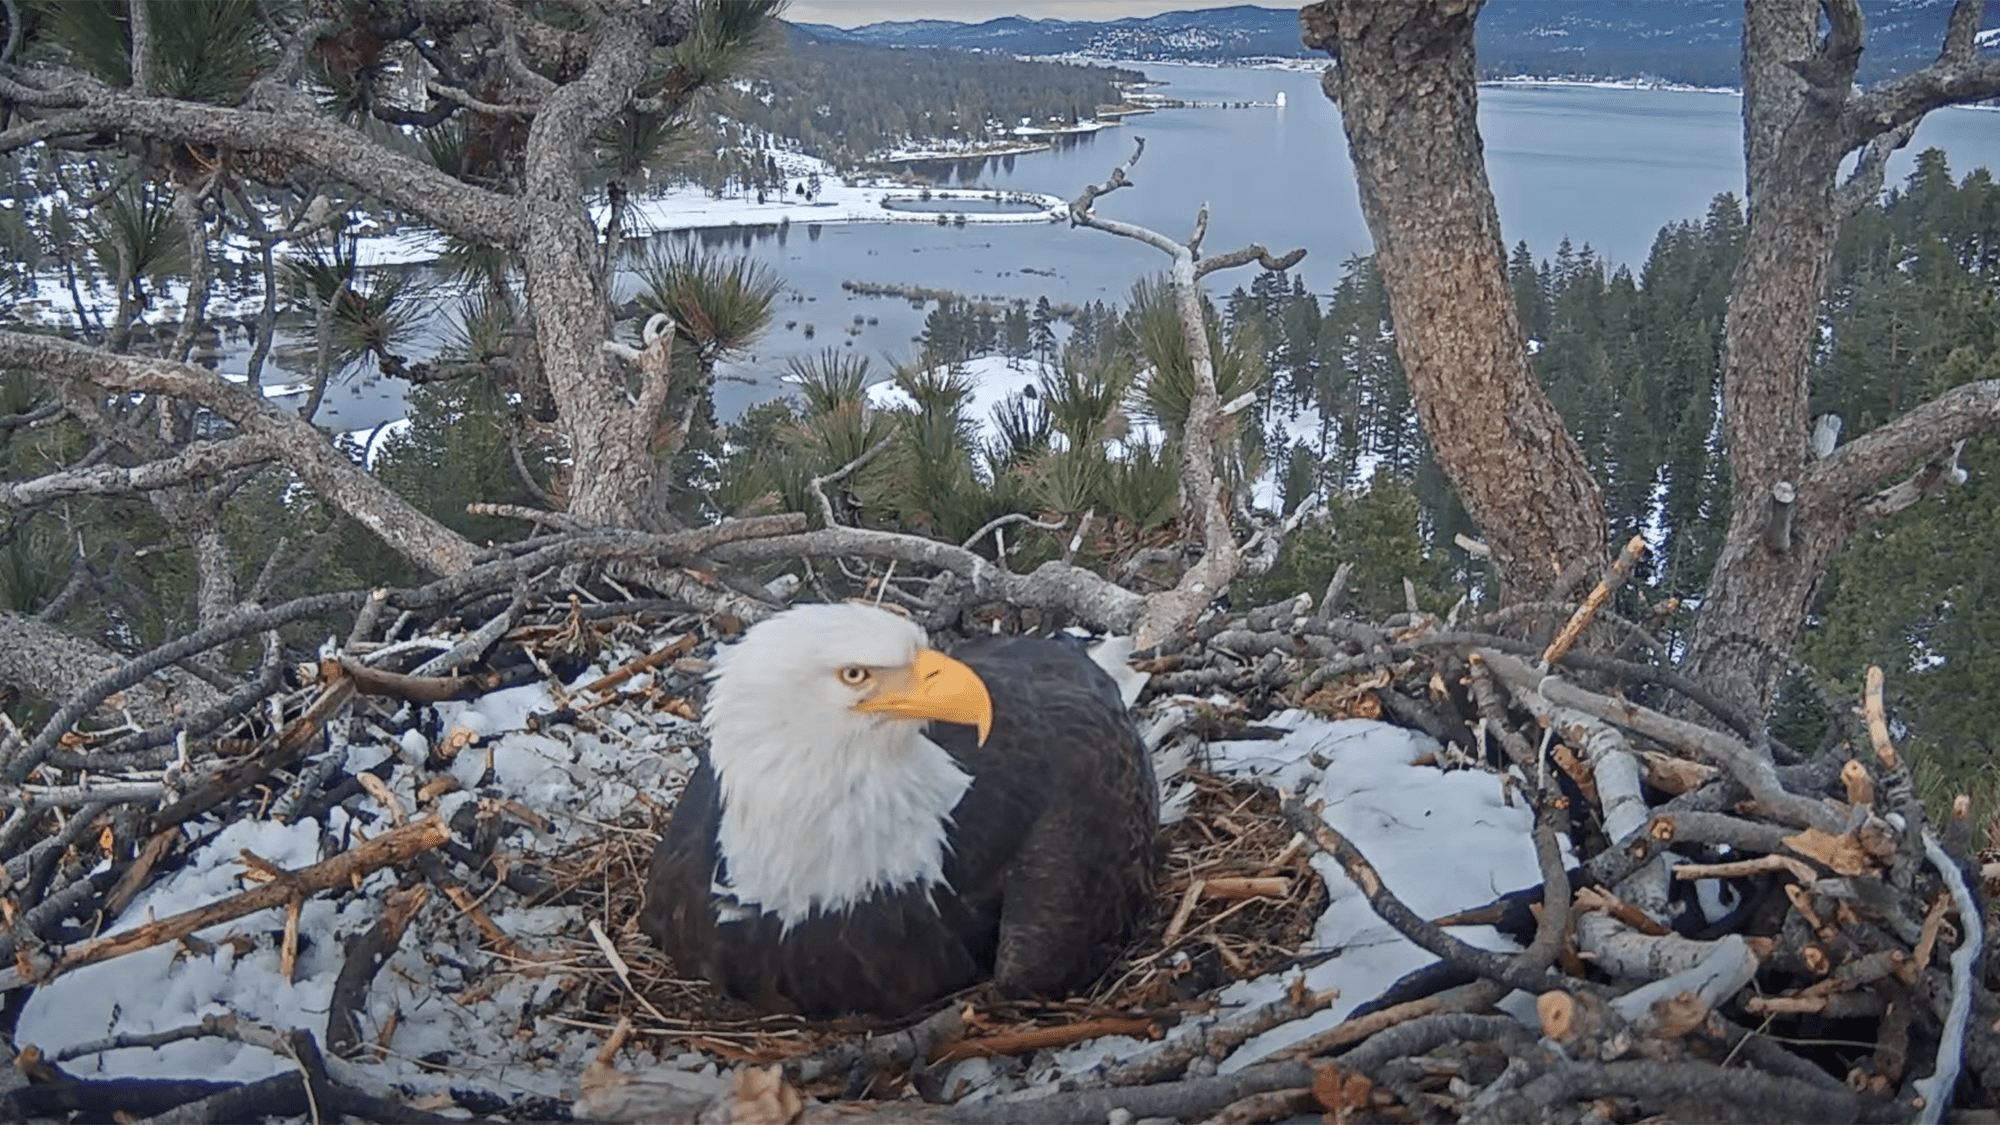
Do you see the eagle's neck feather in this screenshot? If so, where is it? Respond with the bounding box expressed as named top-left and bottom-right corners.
top-left (710, 721), bottom-right (970, 928)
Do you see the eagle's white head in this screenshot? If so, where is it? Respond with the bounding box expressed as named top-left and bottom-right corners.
top-left (703, 603), bottom-right (994, 927)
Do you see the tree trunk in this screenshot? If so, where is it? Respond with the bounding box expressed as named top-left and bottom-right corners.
top-left (519, 11), bottom-right (680, 529)
top-left (1302, 0), bottom-right (1606, 603)
top-left (1677, 0), bottom-right (1853, 717)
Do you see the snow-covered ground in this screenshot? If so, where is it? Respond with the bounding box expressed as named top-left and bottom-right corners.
top-left (14, 647), bottom-right (1555, 1111)
top-left (351, 150), bottom-right (1066, 268)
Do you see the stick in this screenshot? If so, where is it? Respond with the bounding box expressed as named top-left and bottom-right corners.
top-left (589, 918), bottom-right (670, 1024)
top-left (1269, 994), bottom-right (1446, 1062)
top-left (147, 669), bottom-right (357, 835)
top-left (1482, 651), bottom-right (1844, 833)
top-left (102, 826), bottom-right (179, 919)
top-left (1162, 877), bottom-right (1205, 944)
top-left (932, 1017), bottom-right (1159, 1064)
top-left (785, 1004), bottom-right (965, 1086)
top-left (1913, 828), bottom-right (1984, 1124)
top-left (280, 897), bottom-right (303, 982)
top-left (1541, 535), bottom-right (1644, 667)
top-left (325, 883), bottom-right (429, 1056)
top-left (0, 817), bottom-right (448, 991)
top-left (1672, 854), bottom-right (1818, 884)
top-left (1279, 797), bottom-right (1569, 997)
top-left (1864, 666), bottom-right (1900, 769)
top-left (808, 434), bottom-right (894, 528)
top-left (581, 633), bottom-right (698, 695)
top-left (1106, 989), bottom-right (1335, 1086)
top-left (1201, 876), bottom-right (1292, 900)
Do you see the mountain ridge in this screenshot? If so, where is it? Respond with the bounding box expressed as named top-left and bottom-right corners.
top-left (791, 2), bottom-right (2000, 88)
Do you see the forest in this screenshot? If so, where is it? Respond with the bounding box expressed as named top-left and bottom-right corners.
top-left (677, 28), bottom-right (1141, 184)
top-left (3, 0), bottom-right (2000, 1121)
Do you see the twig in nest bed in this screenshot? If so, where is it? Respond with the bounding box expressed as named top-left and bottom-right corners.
top-left (1095, 774), bottom-right (1327, 1006)
top-left (0, 816), bottom-right (448, 991)
top-left (931, 1016), bottom-right (1158, 1064)
top-left (1100, 988), bottom-right (1337, 1086)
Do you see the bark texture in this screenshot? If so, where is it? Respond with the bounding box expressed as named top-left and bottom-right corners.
top-left (518, 7), bottom-right (689, 528)
top-left (1302, 0), bottom-right (1606, 603)
top-left (1681, 0), bottom-right (2000, 715)
top-left (0, 611), bottom-right (221, 719)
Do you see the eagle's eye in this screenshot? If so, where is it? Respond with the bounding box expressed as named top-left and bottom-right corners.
top-left (837, 665), bottom-right (871, 687)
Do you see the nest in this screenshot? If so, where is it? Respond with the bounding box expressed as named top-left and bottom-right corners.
top-left (522, 765), bottom-right (1327, 1070)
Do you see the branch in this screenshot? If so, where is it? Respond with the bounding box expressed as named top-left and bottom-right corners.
top-left (1480, 1059), bottom-right (1900, 1124)
top-left (707, 526), bottom-right (1147, 634)
top-left (1843, 56), bottom-right (2000, 148)
top-left (3, 590), bottom-right (365, 785)
top-left (0, 77), bottom-right (520, 246)
top-left (959, 512), bottom-right (1065, 554)
top-left (0, 331), bottom-right (478, 574)
top-left (1194, 244), bottom-right (1308, 279)
top-left (0, 816), bottom-right (448, 992)
top-left (423, 78), bottom-right (539, 117)
top-left (808, 432), bottom-right (893, 528)
top-left (0, 436), bottom-right (276, 508)
top-left (1806, 380), bottom-right (1997, 516)
top-left (1834, 116), bottom-right (1920, 215)
top-left (0, 608), bottom-right (223, 726)
top-left (1279, 794), bottom-right (1572, 996)
top-left (1066, 140), bottom-right (1304, 648)
top-left (1479, 651), bottom-right (1845, 834)
top-left (1912, 827), bottom-right (1984, 1123)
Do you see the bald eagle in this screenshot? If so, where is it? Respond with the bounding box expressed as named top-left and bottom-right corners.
top-left (640, 603), bottom-right (1157, 1018)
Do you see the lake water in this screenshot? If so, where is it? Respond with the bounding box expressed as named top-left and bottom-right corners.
top-left (644, 63), bottom-right (2000, 419)
top-left (294, 63), bottom-right (1999, 429)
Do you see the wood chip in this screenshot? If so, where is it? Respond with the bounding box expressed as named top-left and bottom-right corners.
top-left (358, 772), bottom-right (406, 826)
top-left (280, 896), bottom-right (302, 982)
top-left (1204, 876), bottom-right (1292, 900)
top-left (1636, 749), bottom-right (1717, 796)
top-left (1783, 827), bottom-right (1876, 876)
top-left (1162, 877), bottom-right (1205, 946)
top-left (1841, 759), bottom-right (1875, 807)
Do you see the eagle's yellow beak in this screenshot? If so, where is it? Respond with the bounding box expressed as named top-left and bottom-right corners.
top-left (854, 649), bottom-right (994, 745)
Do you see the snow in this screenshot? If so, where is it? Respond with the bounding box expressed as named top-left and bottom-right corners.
top-left (863, 353), bottom-right (1045, 437)
top-left (1205, 713), bottom-right (1555, 1068)
top-left (15, 662), bottom-right (701, 1103)
top-left (15, 648), bottom-right (1556, 1109)
top-left (341, 152), bottom-right (1069, 269)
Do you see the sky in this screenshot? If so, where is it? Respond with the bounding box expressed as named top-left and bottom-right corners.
top-left (785, 1), bottom-right (1263, 28)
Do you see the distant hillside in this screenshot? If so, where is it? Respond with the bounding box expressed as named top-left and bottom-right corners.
top-left (792, 1), bottom-right (2000, 88)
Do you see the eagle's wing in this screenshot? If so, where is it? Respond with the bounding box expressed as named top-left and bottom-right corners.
top-left (639, 756), bottom-right (724, 984)
top-left (944, 637), bottom-right (1159, 996)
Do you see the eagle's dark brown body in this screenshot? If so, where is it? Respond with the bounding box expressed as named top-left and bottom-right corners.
top-left (639, 636), bottom-right (1157, 1018)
